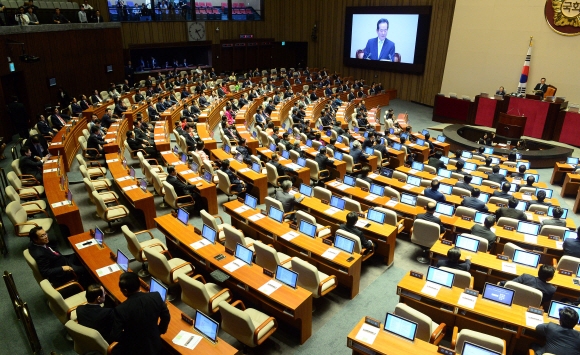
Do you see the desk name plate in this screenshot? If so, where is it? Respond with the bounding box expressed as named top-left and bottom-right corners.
top-left (410, 270), bottom-right (424, 279)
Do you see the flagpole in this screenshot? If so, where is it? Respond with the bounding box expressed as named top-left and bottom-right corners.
top-left (529, 36), bottom-right (533, 46)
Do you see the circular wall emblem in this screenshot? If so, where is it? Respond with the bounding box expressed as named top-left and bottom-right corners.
top-left (545, 0), bottom-right (580, 35)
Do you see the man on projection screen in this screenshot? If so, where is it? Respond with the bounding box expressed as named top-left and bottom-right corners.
top-left (361, 18), bottom-right (396, 61)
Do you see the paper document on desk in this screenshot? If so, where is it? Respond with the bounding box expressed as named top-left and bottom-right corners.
top-left (285, 163), bottom-right (302, 170)
top-left (106, 158), bottom-right (119, 163)
top-left (190, 239), bottom-right (211, 250)
top-left (51, 200), bottom-right (71, 208)
top-left (324, 207), bottom-right (341, 215)
top-left (421, 281), bottom-right (441, 297)
top-left (354, 323), bottom-right (379, 345)
top-left (47, 159), bottom-right (59, 164)
top-left (202, 137), bottom-right (212, 141)
top-left (117, 176), bottom-right (131, 182)
top-left (223, 259), bottom-right (244, 272)
top-left (457, 293), bottom-right (477, 309)
top-left (154, 139), bottom-right (165, 143)
top-left (525, 312), bottom-right (544, 328)
top-left (280, 231), bottom-right (299, 241)
top-left (161, 151), bottom-right (172, 155)
top-left (337, 184), bottom-right (350, 191)
top-left (172, 161), bottom-right (185, 165)
top-left (154, 133), bottom-right (165, 137)
top-left (123, 185), bottom-right (137, 191)
top-left (368, 173), bottom-right (378, 179)
top-left (525, 213), bottom-right (533, 220)
top-left (234, 205), bottom-right (251, 213)
top-left (189, 177), bottom-right (202, 183)
top-left (522, 195), bottom-right (532, 201)
top-left (402, 184), bottom-right (415, 190)
top-left (43, 168), bottom-right (58, 173)
top-left (248, 213), bottom-right (265, 222)
top-left (523, 234), bottom-right (538, 244)
top-left (258, 280), bottom-right (282, 295)
top-left (321, 247), bottom-right (340, 260)
top-left (172, 330), bottom-right (202, 350)
top-left (556, 241), bottom-right (563, 249)
top-left (75, 239), bottom-right (97, 250)
top-left (365, 194), bottom-right (378, 201)
top-left (433, 212), bottom-right (441, 218)
top-left (328, 181), bottom-right (341, 187)
top-left (238, 168), bottom-right (250, 173)
top-left (385, 200), bottom-right (398, 207)
top-left (96, 264), bottom-right (121, 277)
top-left (261, 149), bottom-right (272, 153)
top-left (502, 261), bottom-right (517, 274)
top-left (355, 220), bottom-right (368, 228)
top-left (50, 142), bottom-right (61, 146)
top-left (181, 169), bottom-right (193, 175)
top-left (408, 169), bottom-right (419, 174)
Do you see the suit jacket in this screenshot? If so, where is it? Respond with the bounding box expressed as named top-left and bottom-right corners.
top-left (541, 218), bottom-right (566, 227)
top-left (511, 273), bottom-right (556, 305)
top-left (28, 241), bottom-right (73, 285)
top-left (487, 173), bottom-right (507, 184)
top-left (76, 305), bottom-right (114, 343)
top-left (436, 259), bottom-right (471, 271)
top-left (461, 196), bottom-right (488, 212)
top-left (50, 114), bottom-right (67, 130)
top-left (424, 188), bottom-right (446, 203)
top-left (455, 181), bottom-right (475, 193)
top-left (427, 157), bottom-right (446, 171)
top-left (495, 207), bottom-right (527, 222)
top-left (134, 93), bottom-right (145, 103)
top-left (275, 190), bottom-right (296, 213)
top-left (315, 153), bottom-right (331, 171)
top-left (37, 120), bottom-right (52, 135)
top-left (363, 37), bottom-right (396, 60)
top-left (534, 322), bottom-right (580, 355)
top-left (26, 140), bottom-right (49, 158)
top-left (147, 106), bottom-right (160, 121)
top-left (533, 83), bottom-right (548, 94)
top-left (166, 175), bottom-right (194, 196)
top-left (71, 103), bottom-right (83, 115)
top-left (492, 191), bottom-right (512, 200)
top-left (350, 148), bottom-right (366, 164)
top-left (470, 224), bottom-right (496, 250)
top-left (87, 134), bottom-right (105, 155)
top-left (416, 213), bottom-right (445, 233)
top-left (222, 168), bottom-right (241, 185)
top-left (563, 238), bottom-right (580, 258)
top-left (111, 292), bottom-right (170, 355)
top-left (91, 94), bottom-right (102, 104)
top-left (19, 155), bottom-right (43, 178)
top-left (338, 223), bottom-right (372, 249)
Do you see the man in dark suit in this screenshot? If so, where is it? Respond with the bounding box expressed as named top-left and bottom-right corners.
top-left (220, 160), bottom-right (246, 193)
top-left (436, 247), bottom-right (471, 271)
top-left (495, 196), bottom-right (528, 221)
top-left (533, 78), bottom-right (548, 95)
top-left (424, 180), bottom-right (446, 203)
top-left (50, 107), bottom-right (68, 130)
top-left (76, 284), bottom-right (114, 343)
top-left (87, 126), bottom-right (105, 157)
top-left (533, 307), bottom-right (580, 355)
top-left (471, 215), bottom-right (496, 250)
top-left (461, 188), bottom-right (488, 212)
top-left (563, 226), bottom-right (580, 258)
top-left (198, 94), bottom-right (209, 108)
top-left (19, 146), bottom-right (46, 182)
top-left (101, 108), bottom-right (116, 129)
top-left (502, 265), bottom-right (556, 306)
top-left (541, 206), bottom-right (566, 227)
top-left (487, 165), bottom-right (508, 184)
top-left (26, 135), bottom-right (49, 158)
top-left (235, 139), bottom-right (252, 165)
top-left (493, 182), bottom-right (513, 199)
top-left (269, 153), bottom-right (293, 181)
top-left (70, 97), bottom-right (83, 116)
top-left (275, 180), bottom-right (303, 215)
top-left (110, 272), bottom-right (170, 355)
top-left (416, 202), bottom-right (446, 234)
top-left (528, 190), bottom-right (552, 207)
top-left (347, 89), bottom-right (356, 102)
top-left (455, 174), bottom-right (475, 193)
top-left (182, 126), bottom-right (197, 151)
top-left (427, 151), bottom-right (446, 171)
top-left (90, 90), bottom-right (103, 104)
top-left (28, 226), bottom-right (88, 287)
top-left (126, 131), bottom-right (157, 157)
top-left (166, 166), bottom-right (197, 198)
top-left (134, 91), bottom-right (145, 103)
top-left (350, 141), bottom-right (369, 164)
top-left (511, 164), bottom-right (527, 179)
top-left (314, 147), bottom-right (333, 172)
top-left (338, 212), bottom-right (374, 252)
top-left (36, 115), bottom-right (55, 138)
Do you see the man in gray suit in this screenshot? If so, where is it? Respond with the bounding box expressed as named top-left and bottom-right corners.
top-left (470, 215), bottom-right (496, 250)
top-left (541, 206), bottom-right (566, 227)
top-left (455, 174), bottom-right (475, 193)
top-left (461, 188), bottom-right (488, 212)
top-left (274, 180), bottom-right (304, 216)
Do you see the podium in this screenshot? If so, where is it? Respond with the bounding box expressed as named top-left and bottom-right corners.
top-left (496, 113), bottom-right (526, 140)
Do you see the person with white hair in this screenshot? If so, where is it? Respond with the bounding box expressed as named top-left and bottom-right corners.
top-left (350, 140), bottom-right (370, 164)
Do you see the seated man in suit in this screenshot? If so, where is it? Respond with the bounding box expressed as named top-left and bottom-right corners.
top-left (427, 151), bottom-right (447, 171)
top-left (275, 180), bottom-right (304, 216)
top-left (338, 212), bottom-right (374, 253)
top-left (356, 165), bottom-right (373, 185)
top-left (26, 135), bottom-right (49, 158)
top-left (487, 165), bottom-right (508, 184)
top-left (76, 284), bottom-right (114, 343)
top-left (87, 126), bottom-right (105, 158)
top-left (70, 97), bottom-right (83, 116)
top-left (436, 247), bottom-right (472, 271)
top-left (424, 180), bottom-right (446, 203)
top-left (90, 90), bottom-right (103, 104)
top-left (166, 166), bottom-right (199, 199)
top-left (235, 139), bottom-right (252, 165)
top-left (19, 146), bottom-right (47, 183)
top-left (495, 196), bottom-right (527, 222)
top-left (28, 226), bottom-right (88, 287)
top-left (220, 159), bottom-right (246, 194)
top-left (361, 18), bottom-right (396, 60)
top-left (471, 215), bottom-right (496, 250)
top-left (501, 264), bottom-right (556, 306)
top-left (36, 114), bottom-right (55, 138)
top-left (455, 174), bottom-right (475, 193)
top-left (493, 182), bottom-right (512, 199)
top-left (416, 202), bottom-right (446, 234)
top-left (126, 131), bottom-right (157, 157)
top-left (533, 306), bottom-right (580, 355)
top-left (454, 149), bottom-right (465, 165)
top-left (563, 226), bottom-right (580, 258)
top-left (541, 206), bottom-right (566, 227)
top-left (350, 141), bottom-right (369, 164)
top-left (314, 147), bottom-right (333, 172)
top-left (461, 188), bottom-right (488, 212)
top-left (50, 107), bottom-right (69, 130)
top-left (533, 77), bottom-right (548, 95)
top-left (101, 108), bottom-right (117, 129)
top-left (511, 164), bottom-right (527, 179)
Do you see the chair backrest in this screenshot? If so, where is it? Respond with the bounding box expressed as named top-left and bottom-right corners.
top-left (265, 163), bottom-right (279, 186)
top-left (383, 186), bottom-right (401, 200)
top-left (65, 320), bottom-right (109, 355)
top-left (393, 303), bottom-right (434, 342)
top-left (477, 166), bottom-right (493, 173)
top-left (178, 275), bottom-right (211, 314)
top-left (305, 158), bottom-right (321, 180)
top-left (392, 170), bottom-right (408, 181)
top-left (343, 154), bottom-right (355, 172)
top-left (216, 170), bottom-right (233, 195)
top-left (502, 242), bottom-right (524, 259)
top-left (489, 197), bottom-right (509, 206)
top-left (417, 195), bottom-right (436, 208)
top-left (291, 257), bottom-right (322, 297)
top-left (11, 159), bottom-right (22, 176)
top-left (200, 210), bottom-right (221, 232)
top-left (152, 171), bottom-right (165, 196)
top-left (451, 172), bottom-right (465, 181)
top-left (39, 279), bottom-right (72, 324)
top-left (76, 154), bottom-right (88, 169)
top-left (482, 180), bottom-right (500, 189)
top-left (6, 201), bottom-right (27, 230)
top-left (121, 224), bottom-right (145, 262)
top-left (455, 206), bottom-right (477, 219)
top-left (528, 204), bottom-right (549, 213)
top-left (92, 191), bottom-right (107, 219)
top-left (223, 224), bottom-right (247, 251)
top-left (372, 207), bottom-right (399, 227)
top-left (439, 266), bottom-right (472, 289)
top-left (452, 187), bottom-right (471, 198)
top-left (539, 225), bottom-right (568, 237)
top-left (343, 196), bottom-right (362, 213)
top-left (313, 186), bottom-right (332, 201)
top-left (5, 185), bottom-right (21, 204)
top-left (219, 301), bottom-right (256, 347)
top-left (503, 161), bottom-right (517, 168)
top-left (23, 249), bottom-right (44, 284)
top-left (265, 196), bottom-right (284, 215)
top-left (7, 171), bottom-right (23, 190)
top-left (336, 229), bottom-right (363, 254)
top-left (496, 217), bottom-right (519, 228)
top-left (504, 281), bottom-right (542, 308)
top-left (411, 219), bottom-right (441, 247)
top-left (142, 248), bottom-right (172, 285)
top-left (518, 186), bottom-right (536, 194)
top-left (557, 255), bottom-right (580, 271)
top-left (162, 181), bottom-right (179, 208)
top-left (355, 178), bottom-right (370, 190)
top-left (455, 329), bottom-right (505, 355)
top-left (253, 241), bottom-right (282, 272)
top-left (420, 179), bottom-right (432, 188)
top-left (423, 165), bottom-right (436, 174)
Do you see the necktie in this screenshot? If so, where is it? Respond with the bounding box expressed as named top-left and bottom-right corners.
top-left (57, 115), bottom-right (65, 125)
top-left (46, 245), bottom-right (59, 256)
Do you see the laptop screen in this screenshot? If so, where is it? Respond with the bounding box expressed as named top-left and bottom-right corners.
top-left (299, 220), bottom-right (317, 238)
top-left (548, 300), bottom-right (580, 324)
top-left (334, 151), bottom-right (343, 160)
top-left (181, 153), bottom-right (187, 163)
top-left (517, 221), bottom-right (540, 236)
top-left (201, 224), bottom-right (217, 244)
top-left (392, 142), bottom-right (401, 151)
top-left (235, 153), bottom-right (244, 163)
top-left (354, 127), bottom-right (359, 133)
top-left (438, 183), bottom-right (452, 195)
top-left (400, 133), bottom-right (408, 140)
top-left (471, 176), bottom-right (483, 185)
top-left (244, 194), bottom-right (257, 209)
top-left (564, 230), bottom-right (578, 241)
top-left (455, 235), bottom-right (480, 253)
top-left (194, 310), bottom-right (220, 343)
top-left (474, 211), bottom-right (493, 224)
top-left (462, 341), bottom-right (502, 355)
top-left (536, 188), bottom-right (553, 199)
top-left (365, 147), bottom-right (374, 155)
top-left (422, 129), bottom-right (429, 135)
top-left (566, 157), bottom-right (579, 165)
top-left (330, 196), bottom-right (346, 210)
top-left (515, 201), bottom-right (528, 211)
top-left (389, 128), bottom-right (395, 135)
top-left (343, 175), bottom-right (355, 186)
top-left (464, 162), bottom-right (477, 171)
top-left (299, 184), bottom-right (313, 197)
top-left (411, 161), bottom-right (424, 171)
top-left (524, 173), bottom-right (539, 182)
top-left (438, 168), bottom-right (451, 178)
top-left (381, 168), bottom-right (394, 178)
top-left (334, 234), bottom-right (356, 254)
top-left (512, 249), bottom-right (541, 268)
top-left (490, 157), bottom-right (500, 165)
top-left (548, 206), bottom-right (568, 219)
top-left (407, 175), bottom-right (421, 187)
top-left (116, 249), bottom-right (129, 272)
top-left (337, 136), bottom-right (343, 143)
top-left (437, 135), bottom-right (446, 143)
top-left (224, 144), bottom-right (231, 154)
top-left (268, 206), bottom-right (284, 223)
top-left (275, 265), bottom-right (298, 288)
top-left (94, 227), bottom-right (104, 247)
top-left (416, 138), bottom-right (425, 147)
top-left (483, 147), bottom-right (494, 154)
top-left (139, 179), bottom-right (147, 192)
top-left (269, 143), bottom-right (276, 152)
top-left (383, 313), bottom-right (418, 342)
top-left (129, 166), bottom-right (136, 178)
top-left (426, 266), bottom-right (455, 288)
top-left (306, 139), bottom-right (312, 147)
top-left (367, 209), bottom-right (385, 224)
top-left (251, 162), bottom-right (261, 173)
top-left (149, 277), bottom-right (168, 302)
top-left (203, 171), bottom-right (212, 183)
top-left (235, 243), bottom-right (253, 266)
top-left (173, 145), bottom-right (179, 154)
top-left (482, 283), bottom-right (515, 306)
top-left (440, 156), bottom-right (450, 165)
top-left (517, 161), bottom-right (530, 170)
top-left (281, 150), bottom-right (290, 159)
top-left (435, 202), bottom-right (454, 216)
top-left (369, 184), bottom-right (384, 196)
top-left (516, 153), bottom-right (522, 160)
top-left (297, 157), bottom-right (307, 167)
top-left (400, 193), bottom-right (417, 206)
top-left (191, 162), bottom-right (199, 174)
top-left (477, 193), bottom-right (490, 204)
top-left (461, 151), bottom-right (473, 159)
top-left (498, 168), bottom-right (508, 176)
top-left (177, 208), bottom-right (189, 225)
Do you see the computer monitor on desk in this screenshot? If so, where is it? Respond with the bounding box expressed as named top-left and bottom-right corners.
top-left (334, 151), bottom-right (343, 160)
top-left (474, 212), bottom-right (493, 224)
top-left (116, 249), bottom-right (129, 272)
top-left (281, 150), bottom-right (290, 159)
top-left (437, 168), bottom-right (451, 178)
top-left (369, 184), bottom-right (384, 196)
top-left (367, 209), bottom-right (385, 225)
top-left (477, 192), bottom-right (490, 204)
top-left (275, 265), bottom-right (298, 289)
top-left (464, 162), bottom-right (477, 172)
top-left (299, 220), bottom-right (317, 238)
top-left (129, 166), bottom-right (136, 179)
top-left (251, 162), bottom-right (261, 173)
top-left (416, 138), bottom-right (425, 147)
top-left (406, 175), bottom-right (421, 187)
top-left (512, 249), bottom-right (540, 268)
top-left (177, 208), bottom-right (189, 225)
top-left (440, 156), bottom-right (450, 165)
top-left (471, 176), bottom-right (483, 185)
top-left (455, 235), bottom-right (479, 253)
top-left (149, 277), bottom-right (168, 302)
top-left (235, 243), bottom-right (253, 266)
top-left (438, 183), bottom-right (452, 195)
top-left (381, 168), bottom-right (394, 178)
top-left (482, 282), bottom-right (515, 306)
top-left (548, 206), bottom-right (568, 219)
top-left (343, 175), bottom-right (355, 187)
top-left (400, 193), bottom-right (417, 207)
top-left (244, 194), bottom-right (257, 209)
top-left (190, 162), bottom-right (199, 174)
top-left (391, 142), bottom-right (402, 151)
top-left (564, 230), bottom-right (578, 241)
top-left (516, 221), bottom-right (540, 236)
top-left (201, 224), bottom-right (217, 244)
top-left (515, 201), bottom-right (528, 212)
top-left (462, 341), bottom-right (502, 355)
top-left (330, 196), bottom-right (346, 210)
top-left (383, 313), bottom-right (418, 341)
top-left (461, 151), bottom-right (473, 159)
top-left (437, 135), bottom-right (446, 143)
top-left (548, 300), bottom-right (580, 324)
top-left (426, 266), bottom-right (455, 288)
top-left (435, 202), bottom-right (454, 216)
top-left (268, 206), bottom-right (284, 223)
top-left (94, 227), bottom-right (104, 248)
top-left (194, 310), bottom-right (220, 343)
top-left (299, 184), bottom-right (313, 197)
top-left (483, 147), bottom-right (494, 155)
top-left (411, 161), bottom-right (424, 171)
top-left (567, 157), bottom-right (579, 165)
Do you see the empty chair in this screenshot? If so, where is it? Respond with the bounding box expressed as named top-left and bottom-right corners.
top-left (439, 267), bottom-right (473, 289)
top-left (556, 255), bottom-right (580, 271)
top-left (417, 195), bottom-right (436, 208)
top-left (178, 274), bottom-right (232, 315)
top-left (295, 210), bottom-right (331, 238)
top-left (39, 279), bottom-right (86, 325)
top-left (343, 196), bottom-right (362, 213)
top-left (80, 165), bottom-right (113, 191)
top-left (451, 328), bottom-right (506, 355)
top-left (455, 206), bottom-right (477, 219)
top-left (502, 242), bottom-right (524, 259)
top-left (76, 154), bottom-right (107, 178)
top-left (503, 281), bottom-right (542, 308)
top-left (123, 140), bottom-right (144, 166)
top-left (478, 166), bottom-right (493, 173)
top-left (253, 241), bottom-right (291, 272)
top-left (489, 196), bottom-right (509, 206)
top-left (291, 257), bottom-right (337, 298)
top-left (411, 219), bottom-right (443, 263)
top-left (528, 204), bottom-right (549, 214)
top-left (336, 228), bottom-right (374, 261)
top-left (392, 170), bottom-right (407, 181)
top-left (539, 225), bottom-right (568, 238)
top-left (223, 224), bottom-right (255, 252)
top-left (423, 165), bottom-right (436, 174)
top-left (143, 248), bottom-right (194, 301)
top-left (355, 178), bottom-right (370, 190)
top-left (216, 170), bottom-right (246, 200)
top-left (151, 171), bottom-right (167, 204)
top-left (451, 172), bottom-right (465, 181)
top-left (92, 191), bottom-right (129, 233)
top-left (162, 181), bottom-right (195, 210)
top-left (313, 186), bottom-right (331, 201)
top-left (122, 225), bottom-right (167, 278)
top-left (7, 171), bottom-right (44, 199)
top-left (518, 186), bottom-right (536, 195)
top-left (5, 186), bottom-right (46, 215)
top-left (496, 217), bottom-right (519, 229)
top-left (219, 300), bottom-right (277, 351)
top-left (83, 178), bottom-right (118, 206)
top-left (393, 303), bottom-right (446, 345)
top-left (305, 158), bottom-right (330, 185)
top-left (11, 159), bottom-right (41, 186)
top-left (6, 201), bottom-right (53, 237)
top-left (420, 179), bottom-right (432, 188)
top-left (482, 180), bottom-right (500, 189)
top-left (200, 210), bottom-right (226, 242)
top-left (65, 320), bottom-right (116, 355)
top-left (452, 187), bottom-right (471, 198)
top-left (383, 186), bottom-right (401, 200)
top-left (373, 149), bottom-right (390, 168)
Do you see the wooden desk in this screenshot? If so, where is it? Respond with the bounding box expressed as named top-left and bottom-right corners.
top-left (234, 124), bottom-right (259, 152)
top-left (561, 172), bottom-right (580, 198)
top-left (196, 124), bottom-right (218, 151)
top-left (347, 317), bottom-right (440, 355)
top-left (387, 135), bottom-right (431, 162)
top-left (254, 147), bottom-right (311, 187)
top-left (48, 117), bottom-right (86, 172)
top-left (43, 157), bottom-right (84, 236)
top-left (210, 148), bottom-right (268, 204)
top-left (319, 136), bottom-right (378, 171)
top-left (105, 152), bottom-right (157, 229)
top-left (411, 132), bottom-right (451, 156)
top-left (295, 195), bottom-right (398, 267)
top-left (155, 214), bottom-right (313, 344)
top-left (68, 232), bottom-right (237, 355)
top-left (159, 150), bottom-right (219, 215)
top-left (550, 162), bottom-right (576, 185)
top-left (223, 200), bottom-right (362, 299)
